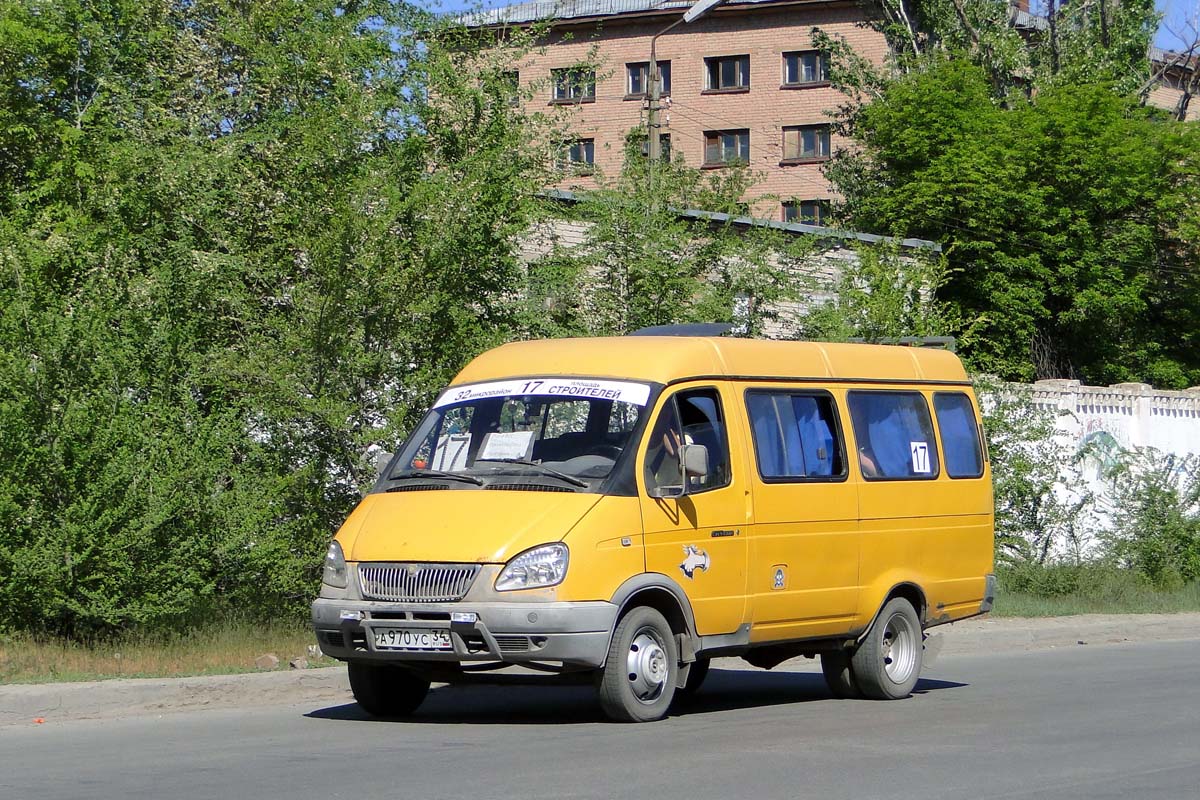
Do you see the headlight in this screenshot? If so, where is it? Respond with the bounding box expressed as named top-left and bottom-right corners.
top-left (494, 544), bottom-right (569, 592)
top-left (322, 540), bottom-right (349, 589)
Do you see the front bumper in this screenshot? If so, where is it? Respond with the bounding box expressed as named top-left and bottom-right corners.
top-left (311, 597), bottom-right (618, 668)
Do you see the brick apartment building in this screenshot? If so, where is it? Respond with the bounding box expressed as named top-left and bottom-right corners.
top-left (469, 1), bottom-right (1196, 223)
top-left (471, 0), bottom-right (884, 222)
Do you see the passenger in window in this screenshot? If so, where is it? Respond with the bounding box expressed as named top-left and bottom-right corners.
top-left (858, 445), bottom-right (881, 478)
top-left (856, 398), bottom-right (908, 477)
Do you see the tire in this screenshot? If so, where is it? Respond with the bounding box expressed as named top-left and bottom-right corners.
top-left (597, 606), bottom-right (678, 722)
top-left (851, 597), bottom-right (923, 700)
top-left (677, 657), bottom-right (710, 697)
top-left (348, 662), bottom-right (431, 717)
top-left (820, 650), bottom-right (861, 699)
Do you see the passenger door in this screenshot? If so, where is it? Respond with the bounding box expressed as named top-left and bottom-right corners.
top-left (847, 389), bottom-right (944, 625)
top-left (639, 385), bottom-right (749, 636)
top-left (742, 387), bottom-right (860, 641)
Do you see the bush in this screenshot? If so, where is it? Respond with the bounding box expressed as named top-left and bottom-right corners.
top-left (1104, 450), bottom-right (1200, 590)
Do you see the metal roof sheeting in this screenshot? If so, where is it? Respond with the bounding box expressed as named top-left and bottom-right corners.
top-left (460, 0), bottom-right (785, 26)
top-left (540, 189), bottom-right (942, 251)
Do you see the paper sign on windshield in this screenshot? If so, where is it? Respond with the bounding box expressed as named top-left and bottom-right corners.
top-left (435, 378), bottom-right (651, 408)
top-left (479, 431), bottom-right (534, 460)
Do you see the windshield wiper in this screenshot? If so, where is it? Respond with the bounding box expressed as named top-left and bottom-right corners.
top-left (387, 469), bottom-right (484, 486)
top-left (475, 458), bottom-right (588, 488)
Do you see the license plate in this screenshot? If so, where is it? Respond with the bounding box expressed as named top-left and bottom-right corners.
top-left (373, 628), bottom-right (453, 651)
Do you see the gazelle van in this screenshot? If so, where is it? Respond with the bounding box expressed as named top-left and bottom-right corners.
top-left (312, 331), bottom-right (995, 721)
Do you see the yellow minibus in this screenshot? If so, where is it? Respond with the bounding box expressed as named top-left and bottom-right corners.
top-left (312, 331), bottom-right (995, 721)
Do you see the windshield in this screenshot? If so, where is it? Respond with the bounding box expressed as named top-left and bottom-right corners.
top-left (381, 377), bottom-right (652, 492)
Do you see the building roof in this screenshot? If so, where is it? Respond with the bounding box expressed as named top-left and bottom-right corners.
top-left (466, 0), bottom-right (1196, 76)
top-left (541, 188), bottom-right (942, 251)
top-left (461, 0), bottom-right (789, 26)
top-left (452, 335), bottom-right (970, 386)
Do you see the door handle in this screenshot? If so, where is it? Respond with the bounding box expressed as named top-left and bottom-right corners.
top-left (710, 529), bottom-right (738, 538)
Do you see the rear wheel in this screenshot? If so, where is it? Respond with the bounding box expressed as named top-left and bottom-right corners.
top-left (348, 662), bottom-right (431, 717)
top-left (851, 597), bottom-right (922, 700)
top-left (597, 606), bottom-right (678, 722)
top-left (820, 650), bottom-right (861, 699)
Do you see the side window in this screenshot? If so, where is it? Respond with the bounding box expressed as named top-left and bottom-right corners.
top-left (934, 393), bottom-right (985, 478)
top-left (643, 388), bottom-right (731, 494)
top-left (412, 406), bottom-right (474, 471)
top-left (848, 391), bottom-right (940, 480)
top-left (746, 391), bottom-right (845, 480)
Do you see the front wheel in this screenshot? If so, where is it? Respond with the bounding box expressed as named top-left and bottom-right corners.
top-left (597, 606), bottom-right (678, 722)
top-left (851, 597), bottom-right (923, 700)
top-left (348, 662), bottom-right (431, 717)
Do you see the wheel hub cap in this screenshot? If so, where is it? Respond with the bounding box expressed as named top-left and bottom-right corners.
top-left (626, 630), bottom-right (668, 703)
top-left (881, 613), bottom-right (917, 683)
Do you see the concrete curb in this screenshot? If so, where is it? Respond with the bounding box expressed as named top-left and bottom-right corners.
top-left (3, 613), bottom-right (1198, 727)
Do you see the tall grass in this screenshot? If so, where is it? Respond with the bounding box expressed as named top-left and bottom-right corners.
top-left (0, 619), bottom-right (331, 685)
top-left (992, 563), bottom-right (1200, 617)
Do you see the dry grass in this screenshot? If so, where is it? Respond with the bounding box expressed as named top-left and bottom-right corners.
top-left (0, 620), bottom-right (336, 685)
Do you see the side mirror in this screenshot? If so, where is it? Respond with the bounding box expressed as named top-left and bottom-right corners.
top-left (681, 443), bottom-right (709, 480)
top-left (648, 483), bottom-right (685, 499)
top-left (647, 444), bottom-right (709, 499)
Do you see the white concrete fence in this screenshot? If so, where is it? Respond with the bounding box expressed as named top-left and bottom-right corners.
top-left (1009, 380), bottom-right (1200, 558)
top-left (1029, 379), bottom-right (1200, 459)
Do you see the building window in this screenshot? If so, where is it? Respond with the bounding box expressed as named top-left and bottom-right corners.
top-left (561, 138), bottom-right (595, 173)
top-left (639, 133), bottom-right (672, 160)
top-left (782, 51), bottom-right (828, 87)
top-left (781, 125), bottom-right (831, 162)
top-left (551, 67), bottom-right (596, 103)
top-left (500, 70), bottom-right (520, 106)
top-left (704, 55), bottom-right (750, 92)
top-left (783, 199), bottom-right (829, 225)
top-left (704, 129), bottom-right (750, 166)
top-left (627, 61), bottom-right (671, 98)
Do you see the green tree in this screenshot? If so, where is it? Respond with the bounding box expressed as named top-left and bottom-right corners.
top-left (824, 57), bottom-right (1200, 384)
top-left (0, 1), bottom-right (552, 637)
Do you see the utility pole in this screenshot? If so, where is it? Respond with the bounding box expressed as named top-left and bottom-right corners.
top-left (646, 0), bottom-right (727, 165)
top-left (647, 45), bottom-right (666, 163)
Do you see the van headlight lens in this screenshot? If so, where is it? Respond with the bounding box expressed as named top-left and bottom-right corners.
top-left (322, 541), bottom-right (349, 589)
top-left (495, 544), bottom-right (569, 591)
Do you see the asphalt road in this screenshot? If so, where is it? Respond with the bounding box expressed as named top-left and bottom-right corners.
top-left (3, 639), bottom-right (1198, 800)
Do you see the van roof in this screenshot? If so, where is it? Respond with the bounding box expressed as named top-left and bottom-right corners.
top-left (451, 337), bottom-right (970, 387)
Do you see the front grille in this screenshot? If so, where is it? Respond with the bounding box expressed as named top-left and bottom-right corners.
top-left (358, 563), bottom-right (481, 602)
top-left (321, 630), bottom-right (345, 648)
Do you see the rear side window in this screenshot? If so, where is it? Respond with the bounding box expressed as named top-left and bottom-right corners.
top-left (746, 392), bottom-right (845, 480)
top-left (848, 391), bottom-right (939, 480)
top-left (934, 393), bottom-right (984, 478)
